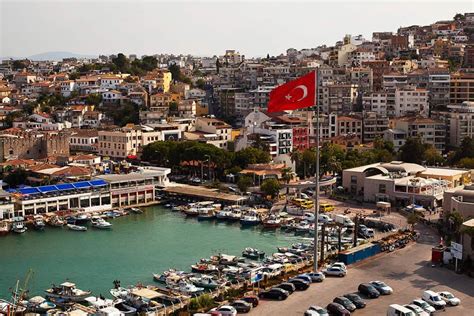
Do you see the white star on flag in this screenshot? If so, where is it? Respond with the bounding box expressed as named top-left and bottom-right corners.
top-left (285, 94), bottom-right (292, 101)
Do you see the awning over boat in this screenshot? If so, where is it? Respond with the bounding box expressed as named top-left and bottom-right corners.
top-left (131, 288), bottom-right (162, 300)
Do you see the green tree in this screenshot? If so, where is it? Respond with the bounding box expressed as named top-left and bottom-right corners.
top-left (302, 148), bottom-right (316, 178)
top-left (260, 178), bottom-right (281, 199)
top-left (424, 146), bottom-right (444, 166)
top-left (86, 93), bottom-right (102, 106)
top-left (446, 211), bottom-right (465, 242)
top-left (112, 53), bottom-right (129, 72)
top-left (195, 78), bottom-right (206, 90)
top-left (3, 168), bottom-right (28, 188)
top-left (237, 175), bottom-right (253, 193)
top-left (458, 157), bottom-right (474, 169)
top-left (452, 137), bottom-right (474, 164)
top-left (233, 147), bottom-right (271, 169)
top-left (399, 137), bottom-right (427, 164)
top-left (281, 167), bottom-right (294, 197)
top-left (12, 60), bottom-right (27, 70)
top-left (407, 213), bottom-right (420, 231)
top-left (216, 59), bottom-right (220, 74)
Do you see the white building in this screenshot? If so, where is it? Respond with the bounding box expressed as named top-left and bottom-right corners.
top-left (394, 88), bottom-right (429, 117)
top-left (447, 101), bottom-right (474, 147)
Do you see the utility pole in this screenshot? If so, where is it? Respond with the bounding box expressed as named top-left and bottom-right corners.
top-left (338, 224), bottom-right (342, 253)
top-left (320, 223), bottom-right (326, 264)
top-left (353, 215), bottom-right (359, 248)
top-left (313, 70), bottom-right (320, 272)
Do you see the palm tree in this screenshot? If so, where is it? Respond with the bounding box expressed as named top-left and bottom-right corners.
top-left (281, 167), bottom-right (294, 204)
top-left (290, 150), bottom-right (301, 175)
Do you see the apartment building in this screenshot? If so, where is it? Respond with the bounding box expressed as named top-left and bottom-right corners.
top-left (362, 112), bottom-right (390, 143)
top-left (70, 129), bottom-right (99, 153)
top-left (337, 115), bottom-right (363, 139)
top-left (362, 92), bottom-right (388, 116)
top-left (450, 72), bottom-right (474, 105)
top-left (391, 116), bottom-right (446, 152)
top-left (321, 84), bottom-right (358, 113)
top-left (447, 101), bottom-right (474, 147)
top-left (394, 87), bottom-right (429, 117)
top-left (149, 92), bottom-right (181, 107)
top-left (195, 117), bottom-right (231, 149)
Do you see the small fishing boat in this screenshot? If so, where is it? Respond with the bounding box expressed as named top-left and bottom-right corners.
top-left (74, 213), bottom-right (90, 224)
top-left (189, 275), bottom-right (221, 290)
top-left (227, 208), bottom-right (242, 221)
top-left (183, 207), bottom-right (199, 216)
top-left (91, 217), bottom-right (112, 229)
top-left (295, 221), bottom-right (311, 234)
top-left (242, 247), bottom-right (265, 260)
top-left (129, 207), bottom-right (143, 214)
top-left (104, 210), bottom-right (121, 218)
top-left (197, 207), bottom-right (215, 220)
top-left (45, 282), bottom-right (91, 302)
top-left (0, 299), bottom-right (26, 315)
top-left (171, 205), bottom-right (182, 212)
top-left (240, 211), bottom-right (260, 226)
top-left (215, 209), bottom-right (230, 220)
top-left (0, 221), bottom-right (10, 236)
top-left (262, 215), bottom-right (281, 229)
top-left (33, 215), bottom-right (46, 230)
top-left (172, 281), bottom-right (204, 296)
top-left (67, 224), bottom-right (87, 231)
top-left (191, 263), bottom-right (219, 274)
top-left (26, 296), bottom-right (56, 313)
top-left (11, 217), bottom-right (27, 234)
top-left (47, 216), bottom-right (65, 227)
top-left (114, 301), bottom-right (137, 315)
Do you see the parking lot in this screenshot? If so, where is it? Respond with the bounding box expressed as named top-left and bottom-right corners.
top-left (249, 224), bottom-right (474, 315)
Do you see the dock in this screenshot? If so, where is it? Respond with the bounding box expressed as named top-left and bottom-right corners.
top-left (163, 185), bottom-right (247, 204)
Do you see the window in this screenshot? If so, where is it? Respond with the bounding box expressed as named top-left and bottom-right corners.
top-left (351, 176), bottom-right (357, 184)
top-left (379, 184), bottom-right (386, 194)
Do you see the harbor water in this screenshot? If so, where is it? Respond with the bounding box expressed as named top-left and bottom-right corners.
top-left (0, 205), bottom-right (306, 299)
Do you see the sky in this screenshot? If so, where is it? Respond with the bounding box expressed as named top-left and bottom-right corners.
top-left (0, 0), bottom-right (473, 58)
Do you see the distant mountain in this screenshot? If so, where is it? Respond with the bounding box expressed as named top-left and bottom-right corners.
top-left (1, 51), bottom-right (98, 61)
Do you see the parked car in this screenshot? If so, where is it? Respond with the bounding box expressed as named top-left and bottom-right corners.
top-left (387, 304), bottom-right (416, 316)
top-left (370, 280), bottom-right (393, 295)
top-left (343, 293), bottom-right (366, 309)
top-left (274, 282), bottom-right (296, 294)
top-left (331, 262), bottom-right (347, 270)
top-left (210, 305), bottom-right (237, 316)
top-left (333, 296), bottom-right (356, 312)
top-left (287, 278), bottom-right (310, 291)
top-left (412, 299), bottom-right (436, 314)
top-left (326, 302), bottom-right (351, 316)
top-left (438, 291), bottom-right (461, 306)
top-left (358, 283), bottom-right (380, 298)
top-left (241, 295), bottom-right (259, 307)
top-left (230, 300), bottom-right (252, 313)
top-left (422, 290), bottom-right (446, 309)
top-left (304, 272), bottom-right (325, 282)
top-left (294, 274), bottom-right (313, 283)
top-left (258, 288), bottom-right (289, 300)
top-left (304, 305), bottom-right (329, 316)
top-left (323, 266), bottom-right (346, 277)
top-left (404, 304), bottom-right (430, 316)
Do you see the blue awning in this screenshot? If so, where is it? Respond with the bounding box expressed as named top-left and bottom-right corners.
top-left (89, 179), bottom-right (108, 187)
top-left (56, 183), bottom-right (75, 191)
top-left (18, 187), bottom-right (40, 195)
top-left (38, 185), bottom-right (58, 193)
top-left (73, 181), bottom-right (91, 189)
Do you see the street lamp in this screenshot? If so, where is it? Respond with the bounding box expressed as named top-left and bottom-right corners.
top-left (201, 154), bottom-right (211, 182)
top-left (205, 154), bottom-right (211, 181)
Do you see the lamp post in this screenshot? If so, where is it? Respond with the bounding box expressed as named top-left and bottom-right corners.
top-left (204, 154), bottom-right (211, 181)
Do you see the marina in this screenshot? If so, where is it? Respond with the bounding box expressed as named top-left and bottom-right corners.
top-left (0, 205), bottom-right (307, 300)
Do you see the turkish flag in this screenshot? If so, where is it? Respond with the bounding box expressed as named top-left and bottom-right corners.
top-left (267, 71), bottom-right (316, 113)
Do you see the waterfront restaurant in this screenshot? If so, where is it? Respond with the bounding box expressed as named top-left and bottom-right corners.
top-left (0, 189), bottom-right (15, 219)
top-left (95, 173), bottom-right (157, 208)
top-left (11, 179), bottom-right (111, 217)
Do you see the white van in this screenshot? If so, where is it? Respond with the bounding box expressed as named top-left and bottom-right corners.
top-left (422, 290), bottom-right (446, 309)
top-left (387, 304), bottom-right (416, 316)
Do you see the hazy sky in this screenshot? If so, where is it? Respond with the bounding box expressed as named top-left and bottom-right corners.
top-left (1, 0), bottom-right (473, 58)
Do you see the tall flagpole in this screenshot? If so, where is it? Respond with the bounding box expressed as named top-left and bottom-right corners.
top-left (313, 69), bottom-right (320, 272)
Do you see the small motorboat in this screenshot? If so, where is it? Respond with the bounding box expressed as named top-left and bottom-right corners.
top-left (197, 207), bottom-right (215, 220)
top-left (11, 217), bottom-right (27, 234)
top-left (33, 215), bottom-right (46, 230)
top-left (173, 281), bottom-right (204, 296)
top-left (242, 247), bottom-right (265, 260)
top-left (189, 275), bottom-right (221, 290)
top-left (0, 299), bottom-right (26, 315)
top-left (104, 210), bottom-right (121, 218)
top-left (67, 224), bottom-right (87, 231)
top-left (45, 282), bottom-right (91, 302)
top-left (26, 296), bottom-right (56, 312)
top-left (91, 217), bottom-right (112, 229)
top-left (215, 209), bottom-right (231, 220)
top-left (129, 207), bottom-right (143, 214)
top-left (262, 215), bottom-right (281, 229)
top-left (183, 207), bottom-right (199, 216)
top-left (240, 211), bottom-right (260, 226)
top-left (47, 216), bottom-right (65, 227)
top-left (74, 213), bottom-right (90, 225)
top-left (114, 301), bottom-right (137, 315)
top-left (191, 263), bottom-right (219, 274)
top-left (227, 209), bottom-right (242, 221)
top-left (0, 221), bottom-right (11, 236)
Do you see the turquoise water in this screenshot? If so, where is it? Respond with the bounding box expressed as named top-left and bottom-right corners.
top-left (0, 206), bottom-right (305, 299)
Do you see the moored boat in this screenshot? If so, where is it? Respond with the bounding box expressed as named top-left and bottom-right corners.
top-left (227, 208), bottom-right (242, 221)
top-left (262, 215), bottom-right (281, 229)
top-left (240, 211), bottom-right (260, 226)
top-left (33, 215), bottom-right (46, 230)
top-left (197, 207), bottom-right (215, 220)
top-left (0, 221), bottom-right (10, 236)
top-left (67, 224), bottom-right (87, 231)
top-left (91, 217), bottom-right (112, 229)
top-left (47, 215), bottom-right (65, 227)
top-left (191, 263), bottom-right (218, 274)
top-left (189, 275), bottom-right (221, 290)
top-left (215, 209), bottom-right (230, 220)
top-left (242, 247), bottom-right (265, 260)
top-left (0, 299), bottom-right (26, 315)
top-left (11, 217), bottom-right (27, 234)
top-left (45, 282), bottom-right (91, 302)
top-left (129, 207), bottom-right (143, 214)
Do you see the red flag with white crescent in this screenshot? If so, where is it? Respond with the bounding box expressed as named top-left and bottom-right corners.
top-left (267, 71), bottom-right (317, 113)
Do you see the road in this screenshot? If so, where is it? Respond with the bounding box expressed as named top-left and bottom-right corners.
top-left (249, 224), bottom-right (474, 315)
